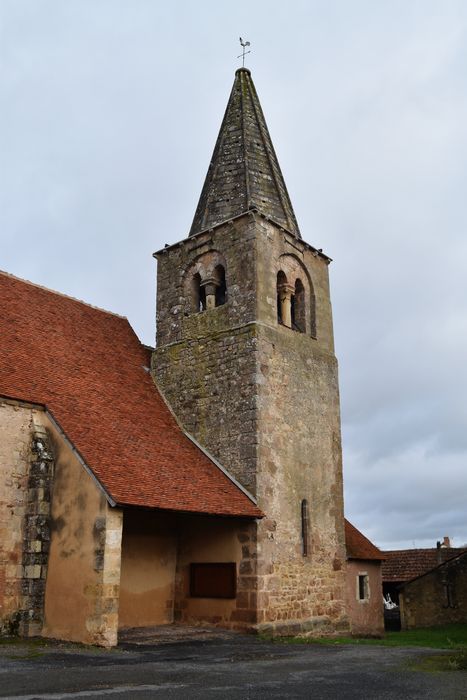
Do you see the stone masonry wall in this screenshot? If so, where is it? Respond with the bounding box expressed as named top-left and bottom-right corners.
top-left (400, 553), bottom-right (467, 629)
top-left (0, 402), bottom-right (54, 637)
top-left (154, 216), bottom-right (260, 494)
top-left (155, 324), bottom-right (258, 494)
top-left (0, 401), bottom-right (34, 635)
top-left (0, 400), bottom-right (123, 646)
top-left (253, 220), bottom-right (348, 633)
top-left (253, 323), bottom-right (347, 633)
top-left (153, 213), bottom-right (348, 634)
top-left (156, 215), bottom-right (258, 348)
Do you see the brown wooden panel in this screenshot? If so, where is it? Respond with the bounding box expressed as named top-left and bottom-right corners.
top-left (190, 562), bottom-right (237, 599)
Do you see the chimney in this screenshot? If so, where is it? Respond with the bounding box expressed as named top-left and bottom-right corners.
top-left (442, 536), bottom-right (451, 548)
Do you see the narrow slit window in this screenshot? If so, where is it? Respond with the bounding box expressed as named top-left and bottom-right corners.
top-left (301, 499), bottom-right (309, 557)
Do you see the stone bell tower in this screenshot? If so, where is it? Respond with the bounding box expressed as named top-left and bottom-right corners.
top-left (152, 68), bottom-right (348, 634)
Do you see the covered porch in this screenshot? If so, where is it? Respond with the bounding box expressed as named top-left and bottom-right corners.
top-left (117, 508), bottom-right (258, 635)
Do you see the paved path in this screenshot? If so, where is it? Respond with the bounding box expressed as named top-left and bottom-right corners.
top-left (0, 630), bottom-right (466, 699)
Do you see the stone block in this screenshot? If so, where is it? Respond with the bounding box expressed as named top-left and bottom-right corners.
top-left (24, 565), bottom-right (41, 580)
top-left (230, 608), bottom-right (256, 623)
top-left (236, 591), bottom-right (249, 609)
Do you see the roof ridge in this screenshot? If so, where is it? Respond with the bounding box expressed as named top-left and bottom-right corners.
top-left (0, 270), bottom-right (127, 320)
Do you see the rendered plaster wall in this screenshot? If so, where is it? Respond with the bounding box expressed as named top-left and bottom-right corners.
top-left (118, 510), bottom-right (177, 628)
top-left (400, 554), bottom-right (467, 629)
top-left (345, 560), bottom-right (384, 636)
top-left (0, 401), bottom-right (122, 646)
top-left (42, 421), bottom-right (122, 647)
top-left (154, 215), bottom-right (348, 634)
top-left (0, 401), bottom-right (33, 634)
top-left (174, 514), bottom-right (253, 628)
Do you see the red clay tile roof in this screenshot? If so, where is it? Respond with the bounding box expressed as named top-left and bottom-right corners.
top-left (400, 549), bottom-right (467, 586)
top-left (382, 548), bottom-right (467, 582)
top-left (345, 520), bottom-right (385, 561)
top-left (0, 271), bottom-right (262, 518)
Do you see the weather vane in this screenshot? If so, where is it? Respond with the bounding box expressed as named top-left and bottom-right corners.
top-left (238, 37), bottom-right (251, 67)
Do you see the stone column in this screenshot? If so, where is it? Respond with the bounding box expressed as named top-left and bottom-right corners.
top-left (201, 278), bottom-right (220, 310)
top-left (100, 506), bottom-right (123, 647)
top-left (86, 505), bottom-right (123, 647)
top-left (278, 283), bottom-right (294, 328)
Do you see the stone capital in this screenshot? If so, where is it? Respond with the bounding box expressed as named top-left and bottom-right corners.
top-left (277, 282), bottom-right (295, 298)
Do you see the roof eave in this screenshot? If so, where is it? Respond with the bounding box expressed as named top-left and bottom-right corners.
top-left (114, 501), bottom-right (262, 520)
top-left (153, 209), bottom-right (332, 263)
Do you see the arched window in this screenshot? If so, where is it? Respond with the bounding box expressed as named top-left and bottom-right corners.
top-left (185, 252), bottom-right (227, 316)
top-left (277, 255), bottom-right (315, 337)
top-left (214, 265), bottom-right (227, 307)
top-left (277, 271), bottom-right (288, 325)
top-left (301, 499), bottom-right (309, 557)
top-left (192, 273), bottom-right (206, 312)
top-left (292, 279), bottom-right (306, 333)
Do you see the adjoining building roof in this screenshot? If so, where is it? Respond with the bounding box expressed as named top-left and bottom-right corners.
top-left (0, 271), bottom-right (262, 519)
top-left (189, 68), bottom-right (301, 239)
top-left (382, 547), bottom-right (467, 583)
top-left (345, 519), bottom-right (385, 561)
top-left (399, 549), bottom-right (467, 588)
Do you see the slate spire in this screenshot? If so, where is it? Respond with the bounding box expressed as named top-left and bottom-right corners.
top-left (189, 68), bottom-right (301, 238)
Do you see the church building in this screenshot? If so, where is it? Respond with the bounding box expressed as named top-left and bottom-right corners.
top-left (0, 67), bottom-right (368, 646)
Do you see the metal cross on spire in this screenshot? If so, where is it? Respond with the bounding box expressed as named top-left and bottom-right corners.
top-left (238, 37), bottom-right (251, 67)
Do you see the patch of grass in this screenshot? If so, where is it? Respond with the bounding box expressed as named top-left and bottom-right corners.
top-left (0, 635), bottom-right (122, 657)
top-left (0, 636), bottom-right (45, 648)
top-left (409, 650), bottom-right (467, 673)
top-left (268, 624), bottom-right (467, 650)
top-left (5, 650), bottom-right (45, 660)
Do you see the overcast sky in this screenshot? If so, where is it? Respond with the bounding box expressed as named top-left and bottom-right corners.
top-left (2, 1), bottom-right (466, 550)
